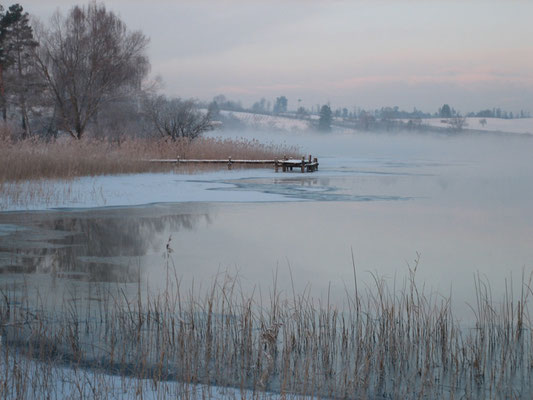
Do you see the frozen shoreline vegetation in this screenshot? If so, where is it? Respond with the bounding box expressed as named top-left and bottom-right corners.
top-left (2, 255), bottom-right (533, 399)
top-left (0, 135), bottom-right (298, 183)
top-left (0, 135), bottom-right (298, 210)
top-left (0, 170), bottom-right (300, 211)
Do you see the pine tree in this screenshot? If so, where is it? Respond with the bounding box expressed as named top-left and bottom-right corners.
top-left (273, 96), bottom-right (288, 114)
top-left (318, 104), bottom-right (332, 132)
top-left (0, 4), bottom-right (9, 122)
top-left (2, 4), bottom-right (39, 136)
top-left (439, 104), bottom-right (452, 118)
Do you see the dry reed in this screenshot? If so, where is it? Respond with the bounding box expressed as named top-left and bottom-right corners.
top-left (0, 132), bottom-right (299, 183)
top-left (1, 250), bottom-right (532, 399)
top-left (0, 130), bottom-right (299, 209)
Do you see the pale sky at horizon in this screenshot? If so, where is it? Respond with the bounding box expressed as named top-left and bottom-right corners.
top-left (17, 0), bottom-right (533, 113)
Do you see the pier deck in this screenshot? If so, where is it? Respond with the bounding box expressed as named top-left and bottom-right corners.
top-left (149, 155), bottom-right (319, 172)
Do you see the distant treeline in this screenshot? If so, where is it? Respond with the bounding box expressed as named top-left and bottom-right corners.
top-left (207, 95), bottom-right (531, 122)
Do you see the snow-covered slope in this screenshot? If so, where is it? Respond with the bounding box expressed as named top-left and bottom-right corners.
top-left (422, 117), bottom-right (533, 135)
top-left (222, 111), bottom-right (533, 135)
top-left (220, 110), bottom-right (311, 131)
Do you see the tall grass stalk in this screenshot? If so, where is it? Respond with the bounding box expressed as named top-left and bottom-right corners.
top-left (1, 257), bottom-right (533, 398)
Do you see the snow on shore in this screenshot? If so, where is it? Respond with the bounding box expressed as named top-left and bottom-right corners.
top-left (0, 353), bottom-right (303, 400)
top-left (0, 169), bottom-right (300, 212)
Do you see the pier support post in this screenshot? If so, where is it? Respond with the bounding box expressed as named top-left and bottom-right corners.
top-left (228, 156), bottom-right (232, 170)
top-left (301, 156), bottom-right (305, 173)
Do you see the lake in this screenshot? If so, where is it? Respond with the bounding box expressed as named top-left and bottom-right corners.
top-left (1, 131), bottom-right (532, 318)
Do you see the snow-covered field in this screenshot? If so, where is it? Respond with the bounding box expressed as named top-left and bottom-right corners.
top-left (421, 117), bottom-right (533, 134)
top-left (221, 109), bottom-right (532, 136)
top-left (221, 110), bottom-right (311, 131)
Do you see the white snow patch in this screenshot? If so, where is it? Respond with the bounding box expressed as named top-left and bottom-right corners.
top-left (221, 111), bottom-right (311, 131)
top-left (420, 117), bottom-right (533, 134)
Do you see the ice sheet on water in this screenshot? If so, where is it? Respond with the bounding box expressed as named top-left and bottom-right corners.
top-left (210, 177), bottom-right (412, 202)
top-left (1, 170), bottom-right (293, 212)
top-left (1, 154), bottom-right (423, 211)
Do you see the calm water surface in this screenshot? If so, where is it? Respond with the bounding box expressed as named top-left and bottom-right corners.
top-left (1, 133), bottom-right (532, 315)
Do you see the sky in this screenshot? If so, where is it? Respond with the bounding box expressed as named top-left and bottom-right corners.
top-left (19, 0), bottom-right (533, 113)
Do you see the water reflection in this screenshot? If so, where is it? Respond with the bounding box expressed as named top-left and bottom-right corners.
top-left (0, 204), bottom-right (212, 282)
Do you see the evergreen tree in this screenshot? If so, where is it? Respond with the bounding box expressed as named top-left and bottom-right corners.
top-left (439, 104), bottom-right (452, 118)
top-left (318, 104), bottom-right (332, 132)
top-left (273, 96), bottom-right (288, 114)
top-left (0, 4), bottom-right (9, 121)
top-left (2, 4), bottom-right (39, 136)
top-left (207, 100), bottom-right (220, 119)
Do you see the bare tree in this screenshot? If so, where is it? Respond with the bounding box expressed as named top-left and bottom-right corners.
top-left (33, 3), bottom-right (149, 139)
top-left (447, 115), bottom-right (468, 132)
top-left (143, 95), bottom-right (213, 140)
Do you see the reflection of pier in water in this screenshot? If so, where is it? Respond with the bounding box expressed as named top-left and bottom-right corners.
top-left (0, 205), bottom-right (212, 282)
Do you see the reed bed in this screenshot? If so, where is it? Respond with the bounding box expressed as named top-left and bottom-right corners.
top-left (0, 129), bottom-right (299, 209)
top-left (0, 133), bottom-right (299, 183)
top-left (1, 252), bottom-right (532, 399)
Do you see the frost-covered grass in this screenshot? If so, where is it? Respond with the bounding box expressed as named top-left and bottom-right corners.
top-left (1, 252), bottom-right (533, 399)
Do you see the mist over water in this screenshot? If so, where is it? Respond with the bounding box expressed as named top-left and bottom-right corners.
top-left (1, 130), bottom-right (532, 318)
top-left (212, 130), bottom-right (533, 310)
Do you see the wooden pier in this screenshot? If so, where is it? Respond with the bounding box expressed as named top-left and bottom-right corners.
top-left (148, 155), bottom-right (319, 173)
